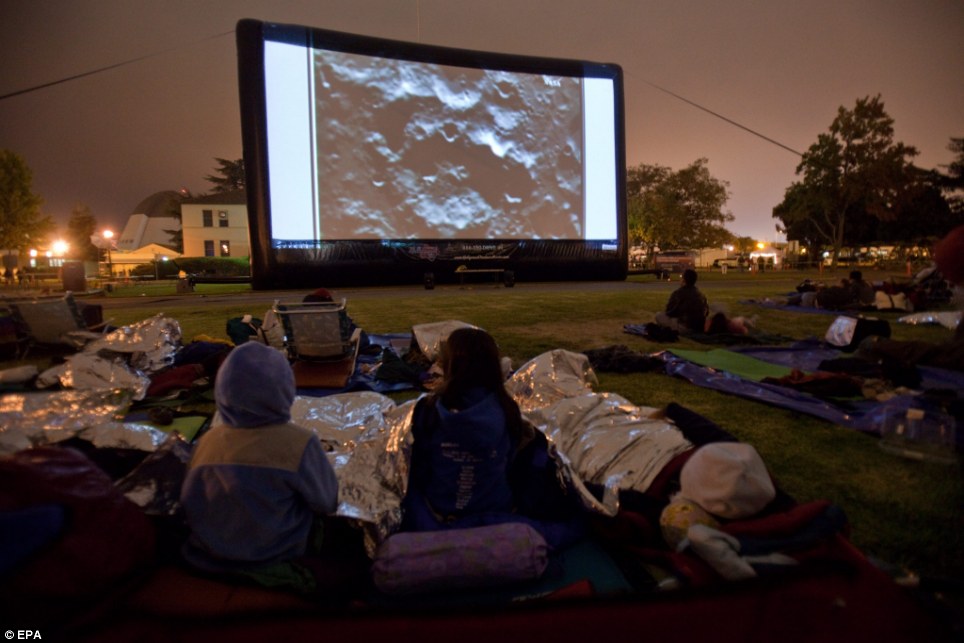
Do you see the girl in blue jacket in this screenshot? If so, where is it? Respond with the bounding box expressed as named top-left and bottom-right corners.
top-left (404, 327), bottom-right (524, 527)
top-left (402, 328), bottom-right (584, 550)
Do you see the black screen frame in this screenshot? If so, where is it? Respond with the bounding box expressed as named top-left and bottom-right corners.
top-left (236, 18), bottom-right (627, 289)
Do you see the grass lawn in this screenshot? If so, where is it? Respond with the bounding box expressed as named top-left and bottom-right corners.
top-left (2, 268), bottom-right (962, 582)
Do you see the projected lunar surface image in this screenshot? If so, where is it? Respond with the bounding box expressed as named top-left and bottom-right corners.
top-left (313, 52), bottom-right (585, 240)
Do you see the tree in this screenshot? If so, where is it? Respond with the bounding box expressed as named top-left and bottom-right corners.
top-left (163, 188), bottom-right (191, 253)
top-left (626, 158), bottom-right (733, 254)
top-left (773, 182), bottom-right (825, 251)
top-left (875, 167), bottom-right (959, 248)
top-left (733, 235), bottom-right (757, 256)
top-left (66, 203), bottom-right (100, 262)
top-left (204, 158), bottom-right (245, 193)
top-left (938, 137), bottom-right (964, 217)
top-left (626, 163), bottom-right (669, 249)
top-left (773, 95), bottom-right (918, 267)
top-left (0, 149), bottom-right (53, 252)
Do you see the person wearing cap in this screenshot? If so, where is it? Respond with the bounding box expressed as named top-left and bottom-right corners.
top-left (180, 341), bottom-right (339, 573)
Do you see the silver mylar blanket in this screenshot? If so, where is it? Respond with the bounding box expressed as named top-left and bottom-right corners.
top-left (0, 314), bottom-right (183, 454)
top-left (34, 313), bottom-right (182, 398)
top-left (293, 348), bottom-right (692, 554)
top-left (1, 314), bottom-right (693, 556)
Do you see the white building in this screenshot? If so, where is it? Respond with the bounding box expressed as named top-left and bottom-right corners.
top-left (179, 190), bottom-right (250, 259)
top-left (107, 243), bottom-right (182, 277)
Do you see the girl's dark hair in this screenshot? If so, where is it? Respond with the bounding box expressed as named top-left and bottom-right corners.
top-left (706, 312), bottom-right (730, 334)
top-left (436, 327), bottom-right (524, 444)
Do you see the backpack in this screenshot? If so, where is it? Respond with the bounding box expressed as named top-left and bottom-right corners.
top-left (644, 322), bottom-right (679, 343)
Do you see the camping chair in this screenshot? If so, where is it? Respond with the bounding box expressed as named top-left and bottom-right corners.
top-left (272, 299), bottom-right (362, 388)
top-left (6, 292), bottom-right (111, 358)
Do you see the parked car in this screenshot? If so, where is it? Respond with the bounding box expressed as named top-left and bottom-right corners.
top-left (712, 254), bottom-right (749, 270)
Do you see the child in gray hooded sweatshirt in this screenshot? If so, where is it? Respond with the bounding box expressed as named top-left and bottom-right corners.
top-left (180, 341), bottom-right (339, 573)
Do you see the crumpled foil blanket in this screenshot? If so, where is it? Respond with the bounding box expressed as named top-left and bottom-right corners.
top-left (2, 320), bottom-right (693, 556)
top-left (34, 313), bottom-right (182, 398)
top-left (297, 349), bottom-right (691, 554)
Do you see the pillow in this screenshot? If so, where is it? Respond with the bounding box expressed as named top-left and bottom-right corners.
top-left (874, 290), bottom-right (911, 312)
top-left (824, 315), bottom-right (891, 352)
top-left (372, 522), bottom-right (548, 595)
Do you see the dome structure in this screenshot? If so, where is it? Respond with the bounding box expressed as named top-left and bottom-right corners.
top-left (116, 190), bottom-right (185, 251)
top-left (131, 190), bottom-right (185, 218)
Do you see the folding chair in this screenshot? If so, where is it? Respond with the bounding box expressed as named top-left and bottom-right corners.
top-left (6, 292), bottom-right (111, 358)
top-left (272, 299), bottom-right (362, 388)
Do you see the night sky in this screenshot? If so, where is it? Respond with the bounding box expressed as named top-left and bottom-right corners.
top-left (1, 0), bottom-right (961, 242)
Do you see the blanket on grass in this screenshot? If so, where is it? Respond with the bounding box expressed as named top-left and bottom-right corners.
top-left (739, 298), bottom-right (847, 315)
top-left (10, 436), bottom-right (954, 643)
top-left (296, 332), bottom-right (420, 397)
top-left (623, 323), bottom-right (793, 346)
top-left (658, 343), bottom-right (963, 445)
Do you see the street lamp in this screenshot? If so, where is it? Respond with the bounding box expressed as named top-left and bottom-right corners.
top-left (102, 229), bottom-right (114, 276)
top-left (154, 253), bottom-right (168, 281)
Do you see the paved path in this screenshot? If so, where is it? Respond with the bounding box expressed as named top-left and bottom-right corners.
top-left (5, 271), bottom-right (795, 314)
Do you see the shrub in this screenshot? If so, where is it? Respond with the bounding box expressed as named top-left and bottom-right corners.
top-left (129, 256), bottom-right (250, 278)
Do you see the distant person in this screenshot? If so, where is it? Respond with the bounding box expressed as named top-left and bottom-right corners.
top-left (847, 270), bottom-right (876, 308)
top-left (855, 225), bottom-right (964, 372)
top-left (705, 311), bottom-right (754, 335)
top-left (180, 342), bottom-right (340, 575)
top-left (303, 287), bottom-right (335, 303)
top-left (654, 268), bottom-right (709, 333)
top-left (814, 277), bottom-right (855, 310)
top-left (301, 287), bottom-right (370, 350)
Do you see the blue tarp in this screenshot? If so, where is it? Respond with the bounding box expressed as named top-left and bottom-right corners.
top-left (659, 340), bottom-right (962, 446)
top-left (306, 331), bottom-right (962, 449)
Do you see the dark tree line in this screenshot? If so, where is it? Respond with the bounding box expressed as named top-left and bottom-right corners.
top-left (773, 96), bottom-right (962, 266)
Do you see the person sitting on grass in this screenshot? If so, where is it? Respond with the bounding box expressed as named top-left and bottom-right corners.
top-left (855, 225), bottom-right (964, 373)
top-left (847, 270), bottom-right (876, 308)
top-left (401, 327), bottom-right (584, 549)
top-left (180, 341), bottom-right (366, 596)
top-left (403, 328), bottom-right (526, 528)
top-left (654, 268), bottom-right (709, 333)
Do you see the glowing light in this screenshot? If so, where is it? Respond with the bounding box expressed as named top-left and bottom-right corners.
top-left (102, 229), bottom-right (114, 275)
top-left (756, 242), bottom-right (766, 250)
top-left (51, 240), bottom-right (69, 256)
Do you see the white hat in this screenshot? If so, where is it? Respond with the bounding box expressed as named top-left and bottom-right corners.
top-left (679, 443), bottom-right (775, 519)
